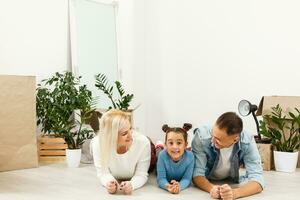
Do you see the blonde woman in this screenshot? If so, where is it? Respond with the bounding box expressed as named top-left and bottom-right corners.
top-left (91, 109), bottom-right (151, 195)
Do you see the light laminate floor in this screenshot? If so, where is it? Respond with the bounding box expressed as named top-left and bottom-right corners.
top-left (0, 163), bottom-right (299, 200)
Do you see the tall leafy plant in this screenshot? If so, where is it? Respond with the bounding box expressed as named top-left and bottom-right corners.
top-left (95, 73), bottom-right (133, 110)
top-left (36, 71), bottom-right (95, 149)
top-left (259, 104), bottom-right (300, 152)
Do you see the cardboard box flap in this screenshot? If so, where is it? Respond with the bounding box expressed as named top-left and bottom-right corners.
top-left (256, 96), bottom-right (300, 118)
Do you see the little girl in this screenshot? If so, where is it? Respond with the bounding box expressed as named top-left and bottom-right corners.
top-left (156, 123), bottom-right (194, 194)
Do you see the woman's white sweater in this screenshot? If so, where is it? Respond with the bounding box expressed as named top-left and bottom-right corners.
top-left (91, 131), bottom-right (151, 190)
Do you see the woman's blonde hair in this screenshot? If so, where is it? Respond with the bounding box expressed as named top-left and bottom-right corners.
top-left (99, 109), bottom-right (131, 168)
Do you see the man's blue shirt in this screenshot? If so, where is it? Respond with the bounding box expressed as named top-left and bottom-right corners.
top-left (192, 125), bottom-right (264, 188)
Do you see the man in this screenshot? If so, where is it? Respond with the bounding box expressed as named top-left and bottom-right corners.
top-left (192, 112), bottom-right (264, 200)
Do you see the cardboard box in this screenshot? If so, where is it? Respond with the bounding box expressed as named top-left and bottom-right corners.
top-left (256, 96), bottom-right (300, 168)
top-left (0, 75), bottom-right (38, 171)
top-left (87, 108), bottom-right (135, 132)
top-left (257, 143), bottom-right (274, 170)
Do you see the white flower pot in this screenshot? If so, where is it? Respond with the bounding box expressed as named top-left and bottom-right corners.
top-left (66, 149), bottom-right (82, 168)
top-left (273, 151), bottom-right (299, 173)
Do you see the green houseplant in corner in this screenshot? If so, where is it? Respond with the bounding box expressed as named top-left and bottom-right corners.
top-left (259, 104), bottom-right (300, 172)
top-left (36, 71), bottom-right (95, 167)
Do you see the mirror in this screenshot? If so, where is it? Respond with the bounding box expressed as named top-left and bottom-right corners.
top-left (69, 0), bottom-right (119, 108)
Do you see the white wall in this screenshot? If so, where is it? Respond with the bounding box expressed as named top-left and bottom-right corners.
top-left (140, 0), bottom-right (300, 142)
top-left (0, 0), bottom-right (70, 83)
top-left (117, 0), bottom-right (147, 134)
top-left (0, 0), bottom-right (147, 134)
top-left (1, 0), bottom-right (300, 143)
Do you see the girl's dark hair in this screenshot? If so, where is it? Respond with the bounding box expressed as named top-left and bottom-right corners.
top-left (216, 112), bottom-right (243, 135)
top-left (162, 123), bottom-right (192, 143)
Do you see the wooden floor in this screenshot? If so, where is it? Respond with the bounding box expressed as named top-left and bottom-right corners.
top-left (0, 163), bottom-right (299, 200)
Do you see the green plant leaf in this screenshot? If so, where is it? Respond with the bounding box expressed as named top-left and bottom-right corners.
top-left (95, 73), bottom-right (134, 110)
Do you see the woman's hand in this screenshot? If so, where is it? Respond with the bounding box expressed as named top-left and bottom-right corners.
top-left (120, 181), bottom-right (133, 195)
top-left (166, 180), bottom-right (180, 194)
top-left (106, 180), bottom-right (118, 194)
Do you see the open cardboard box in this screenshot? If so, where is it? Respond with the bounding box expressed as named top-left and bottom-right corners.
top-left (256, 96), bottom-right (300, 170)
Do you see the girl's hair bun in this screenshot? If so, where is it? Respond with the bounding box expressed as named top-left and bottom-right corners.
top-left (162, 124), bottom-right (170, 133)
top-left (183, 123), bottom-right (192, 132)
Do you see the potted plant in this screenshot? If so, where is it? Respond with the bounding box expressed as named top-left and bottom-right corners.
top-left (93, 73), bottom-right (135, 125)
top-left (95, 73), bottom-right (134, 111)
top-left (36, 71), bottom-right (95, 167)
top-left (259, 104), bottom-right (300, 172)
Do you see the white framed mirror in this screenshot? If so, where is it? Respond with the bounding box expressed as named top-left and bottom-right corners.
top-left (69, 0), bottom-right (119, 108)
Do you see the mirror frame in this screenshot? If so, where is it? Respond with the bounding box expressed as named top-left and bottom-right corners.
top-left (68, 0), bottom-right (120, 79)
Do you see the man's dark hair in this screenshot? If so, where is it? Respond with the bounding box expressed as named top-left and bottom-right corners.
top-left (216, 112), bottom-right (243, 135)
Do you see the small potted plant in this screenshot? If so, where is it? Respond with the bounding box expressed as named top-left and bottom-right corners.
top-left (259, 104), bottom-right (300, 172)
top-left (36, 71), bottom-right (95, 167)
top-left (93, 73), bottom-right (135, 125)
top-left (95, 73), bottom-right (134, 111)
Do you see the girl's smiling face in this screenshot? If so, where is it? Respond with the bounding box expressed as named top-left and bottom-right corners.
top-left (165, 131), bottom-right (187, 161)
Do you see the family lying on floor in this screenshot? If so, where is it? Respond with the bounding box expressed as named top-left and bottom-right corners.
top-left (91, 109), bottom-right (264, 200)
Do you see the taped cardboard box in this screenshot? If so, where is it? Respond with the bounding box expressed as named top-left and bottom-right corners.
top-left (87, 108), bottom-right (135, 132)
top-left (256, 96), bottom-right (300, 168)
top-left (257, 143), bottom-right (274, 170)
top-left (0, 75), bottom-right (38, 171)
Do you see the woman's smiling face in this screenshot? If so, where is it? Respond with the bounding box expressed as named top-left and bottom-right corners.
top-left (117, 120), bottom-right (132, 149)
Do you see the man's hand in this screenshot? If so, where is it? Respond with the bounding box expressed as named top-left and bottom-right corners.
top-left (106, 180), bottom-right (118, 194)
top-left (166, 180), bottom-right (180, 194)
top-left (210, 185), bottom-right (221, 199)
top-left (119, 181), bottom-right (133, 195)
top-left (220, 184), bottom-right (235, 200)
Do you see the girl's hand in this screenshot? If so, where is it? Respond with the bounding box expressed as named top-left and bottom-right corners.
top-left (171, 180), bottom-right (180, 194)
top-left (166, 183), bottom-right (173, 193)
top-left (166, 180), bottom-right (180, 194)
top-left (106, 180), bottom-right (118, 194)
top-left (119, 181), bottom-right (133, 195)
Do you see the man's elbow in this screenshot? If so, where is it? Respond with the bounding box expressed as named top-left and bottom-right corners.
top-left (192, 176), bottom-right (205, 187)
top-left (257, 182), bottom-right (263, 193)
top-left (250, 180), bottom-right (264, 193)
top-left (192, 176), bottom-right (200, 185)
